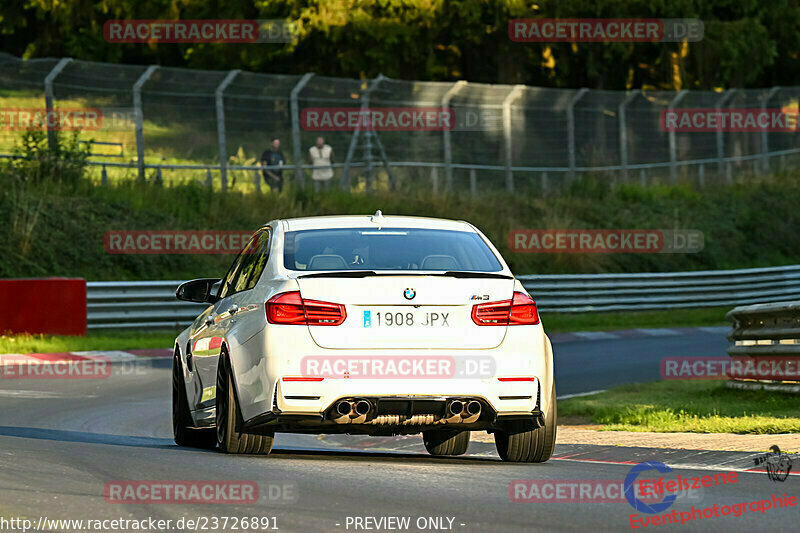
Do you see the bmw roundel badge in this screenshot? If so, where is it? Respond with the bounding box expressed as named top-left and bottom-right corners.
top-left (404, 288), bottom-right (416, 300)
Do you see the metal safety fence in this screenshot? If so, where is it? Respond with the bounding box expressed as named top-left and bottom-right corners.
top-left (86, 264), bottom-right (800, 329)
top-left (726, 300), bottom-right (800, 392)
top-left (4, 53), bottom-right (800, 194)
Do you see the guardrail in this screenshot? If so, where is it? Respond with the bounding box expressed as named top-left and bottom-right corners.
top-left (725, 301), bottom-right (800, 392)
top-left (518, 264), bottom-right (800, 313)
top-left (87, 281), bottom-right (206, 330)
top-left (86, 264), bottom-right (800, 329)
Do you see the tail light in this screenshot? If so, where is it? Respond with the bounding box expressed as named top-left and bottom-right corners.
top-left (471, 291), bottom-right (539, 326)
top-left (266, 291), bottom-right (346, 326)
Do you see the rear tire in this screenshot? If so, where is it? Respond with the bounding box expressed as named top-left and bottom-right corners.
top-left (423, 430), bottom-right (470, 456)
top-left (216, 351), bottom-right (274, 455)
top-left (172, 353), bottom-right (216, 449)
top-left (495, 383), bottom-right (557, 463)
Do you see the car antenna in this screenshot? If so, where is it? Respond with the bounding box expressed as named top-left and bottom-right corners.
top-left (370, 210), bottom-right (385, 225)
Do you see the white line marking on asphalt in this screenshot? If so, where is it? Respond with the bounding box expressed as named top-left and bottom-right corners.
top-left (72, 350), bottom-right (137, 361)
top-left (571, 331), bottom-right (619, 340)
top-left (554, 455), bottom-right (800, 475)
top-left (698, 326), bottom-right (730, 334)
top-left (557, 389), bottom-right (606, 400)
top-left (0, 390), bottom-right (98, 399)
top-left (636, 328), bottom-right (681, 336)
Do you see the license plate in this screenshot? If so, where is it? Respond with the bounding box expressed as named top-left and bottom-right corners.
top-left (362, 308), bottom-right (451, 328)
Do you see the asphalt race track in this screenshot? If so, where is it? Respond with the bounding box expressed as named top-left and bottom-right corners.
top-left (0, 331), bottom-right (795, 533)
top-left (553, 329), bottom-right (730, 396)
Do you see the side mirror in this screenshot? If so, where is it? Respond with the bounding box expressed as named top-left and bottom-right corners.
top-left (176, 278), bottom-right (221, 304)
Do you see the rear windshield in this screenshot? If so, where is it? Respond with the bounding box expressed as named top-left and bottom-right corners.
top-left (283, 228), bottom-right (503, 272)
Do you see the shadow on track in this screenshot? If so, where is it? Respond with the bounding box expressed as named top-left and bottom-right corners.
top-left (267, 446), bottom-right (503, 465)
top-left (1, 423), bottom-right (752, 473)
top-left (0, 426), bottom-right (176, 449)
top-left (0, 425), bottom-right (519, 465)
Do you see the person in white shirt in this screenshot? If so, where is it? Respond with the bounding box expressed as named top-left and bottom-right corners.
top-left (309, 136), bottom-right (334, 191)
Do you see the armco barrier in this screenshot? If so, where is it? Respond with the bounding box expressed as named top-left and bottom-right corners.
top-left (725, 301), bottom-right (800, 392)
top-left (0, 278), bottom-right (86, 335)
top-left (85, 265), bottom-right (800, 329)
top-left (86, 280), bottom-right (207, 330)
top-left (519, 264), bottom-right (800, 312)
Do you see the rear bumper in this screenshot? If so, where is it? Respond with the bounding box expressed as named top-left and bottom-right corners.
top-left (241, 378), bottom-right (543, 435)
top-left (276, 376), bottom-right (539, 414)
top-left (243, 410), bottom-right (544, 435)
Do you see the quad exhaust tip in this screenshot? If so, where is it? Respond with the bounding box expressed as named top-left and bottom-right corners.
top-left (448, 399), bottom-right (481, 418)
top-left (336, 400), bottom-right (353, 417)
top-left (336, 398), bottom-right (478, 420)
top-left (355, 400), bottom-right (372, 416)
top-left (335, 399), bottom-right (372, 418)
top-left (447, 399), bottom-right (464, 417)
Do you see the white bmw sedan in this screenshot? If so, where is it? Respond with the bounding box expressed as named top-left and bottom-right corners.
top-left (172, 212), bottom-right (556, 462)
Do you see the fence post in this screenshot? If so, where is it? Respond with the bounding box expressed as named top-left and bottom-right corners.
top-left (715, 89), bottom-right (737, 174)
top-left (206, 168), bottom-right (213, 188)
top-left (761, 86), bottom-right (780, 172)
top-left (618, 90), bottom-right (640, 181)
top-left (469, 168), bottom-right (477, 197)
top-left (253, 169), bottom-right (261, 193)
top-left (215, 69), bottom-right (240, 193)
top-left (290, 73), bottom-right (314, 188)
top-left (101, 165), bottom-right (108, 186)
top-left (132, 65), bottom-right (159, 182)
top-left (667, 89), bottom-right (688, 184)
top-left (342, 76), bottom-right (387, 190)
top-left (431, 167), bottom-right (439, 195)
top-left (640, 168), bottom-right (646, 186)
top-left (502, 85), bottom-right (526, 194)
top-left (442, 81), bottom-right (467, 194)
top-left (43, 58), bottom-right (73, 152)
top-left (567, 88), bottom-right (589, 182)
top-left (698, 163), bottom-right (705, 187)
top-left (541, 172), bottom-right (548, 192)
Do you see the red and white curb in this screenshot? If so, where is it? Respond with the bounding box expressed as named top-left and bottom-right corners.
top-left (0, 349), bottom-right (172, 368)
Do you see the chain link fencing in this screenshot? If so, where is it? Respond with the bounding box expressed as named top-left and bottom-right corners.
top-left (3, 52), bottom-right (800, 194)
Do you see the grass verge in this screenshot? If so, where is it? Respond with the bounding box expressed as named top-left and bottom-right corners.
top-left (559, 380), bottom-right (800, 434)
top-left (0, 330), bottom-right (180, 354)
top-left (542, 306), bottom-right (729, 333)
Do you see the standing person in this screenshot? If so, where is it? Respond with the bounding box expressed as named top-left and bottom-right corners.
top-left (260, 138), bottom-right (285, 193)
top-left (309, 136), bottom-right (334, 192)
